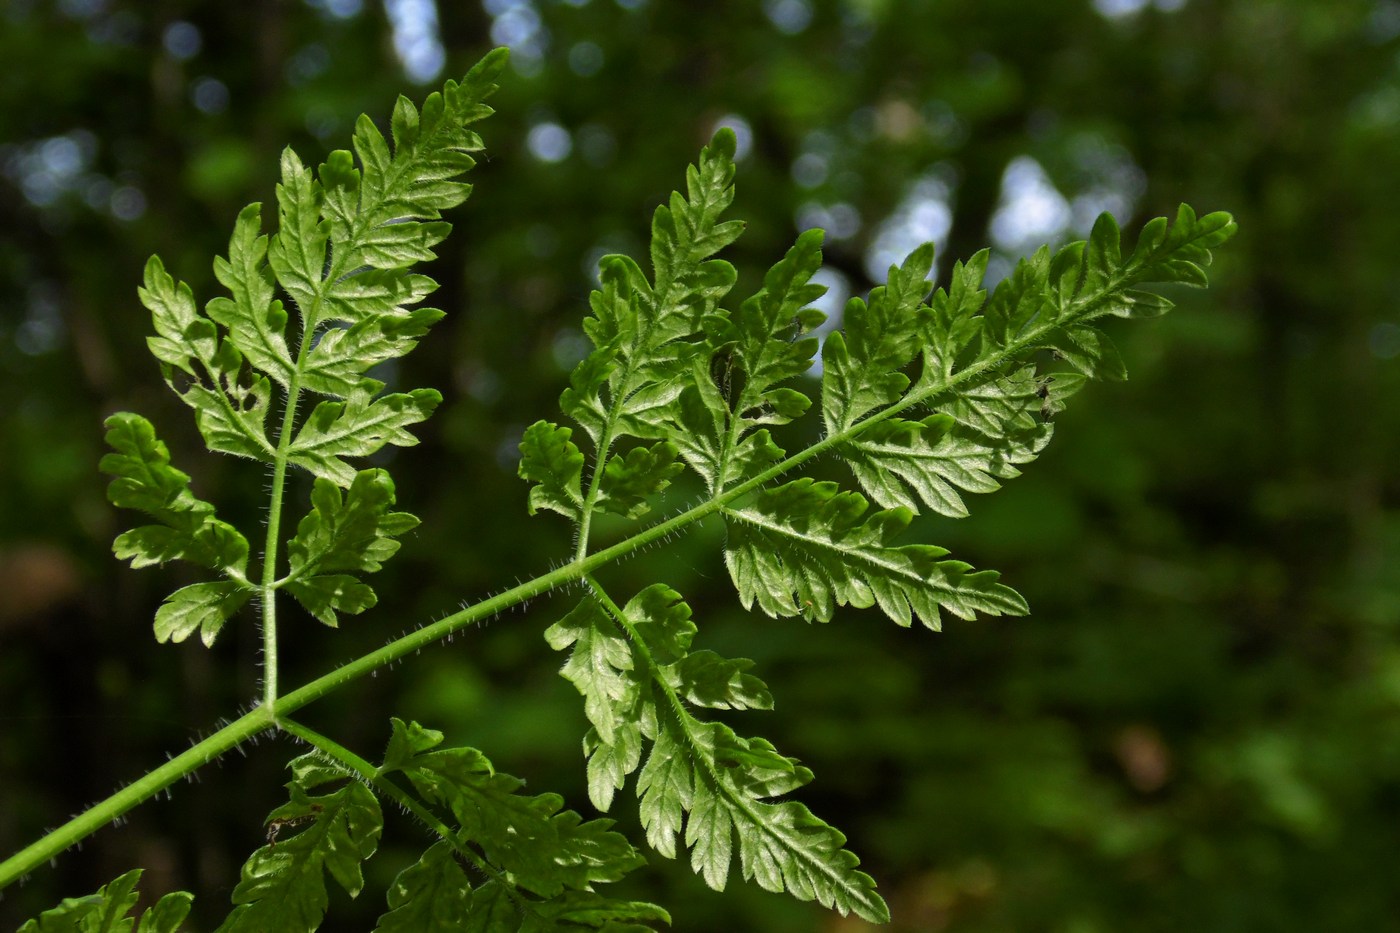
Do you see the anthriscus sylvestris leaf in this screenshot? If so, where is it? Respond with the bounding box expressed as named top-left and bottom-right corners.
top-left (139, 256), bottom-right (274, 462)
top-left (558, 130), bottom-right (742, 470)
top-left (155, 581), bottom-right (253, 647)
top-left (101, 413), bottom-right (250, 575)
top-left (286, 389), bottom-right (441, 487)
top-left (821, 242), bottom-right (933, 434)
top-left (282, 468), bottom-right (417, 626)
top-left (597, 441), bottom-right (684, 518)
top-left (724, 478), bottom-right (1028, 629)
top-left (842, 412), bottom-right (1049, 518)
top-left (372, 842), bottom-right (474, 933)
top-left (206, 203), bottom-right (294, 388)
top-left (217, 755), bottom-right (383, 933)
top-left (547, 584), bottom-right (887, 922)
top-left (518, 420), bottom-right (585, 520)
top-left (18, 869), bottom-right (194, 933)
top-left (378, 718), bottom-right (645, 900)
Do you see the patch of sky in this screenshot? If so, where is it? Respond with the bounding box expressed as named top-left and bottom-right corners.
top-left (808, 266), bottom-right (851, 376)
top-left (1093, 0), bottom-right (1186, 18)
top-left (191, 77), bottom-right (230, 115)
top-left (764, 0), bottom-right (813, 34)
top-left (486, 0), bottom-right (548, 75)
top-left (162, 21), bottom-right (201, 61)
top-left (386, 0), bottom-right (445, 84)
top-left (989, 156), bottom-right (1072, 252)
top-left (527, 121), bottom-right (572, 163)
top-left (15, 283), bottom-right (65, 357)
top-left (797, 201), bottom-right (861, 242)
top-left (287, 43), bottom-right (331, 85)
top-left (712, 115), bottom-right (754, 160)
top-left (569, 40), bottom-right (604, 76)
top-left (865, 171), bottom-right (953, 282)
top-left (577, 124), bottom-right (617, 167)
top-left (305, 0), bottom-right (363, 17)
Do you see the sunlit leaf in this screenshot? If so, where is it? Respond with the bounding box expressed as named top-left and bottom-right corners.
top-left (217, 755), bottom-right (383, 933)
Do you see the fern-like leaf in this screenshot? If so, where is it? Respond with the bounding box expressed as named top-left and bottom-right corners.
top-left (546, 583), bottom-right (889, 923)
top-left (100, 413), bottom-right (250, 575)
top-left (281, 468), bottom-right (418, 625)
top-left (527, 129), bottom-right (1233, 926)
top-left (378, 718), bottom-right (647, 900)
top-left (725, 478), bottom-right (1027, 628)
top-left (216, 756), bottom-right (383, 933)
top-left (100, 412), bottom-right (254, 644)
top-left (18, 870), bottom-right (193, 933)
top-left (371, 842), bottom-right (474, 933)
top-left (134, 46), bottom-right (505, 483)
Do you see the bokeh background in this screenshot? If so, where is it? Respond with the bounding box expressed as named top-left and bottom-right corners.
top-left (3, 0), bottom-right (1400, 929)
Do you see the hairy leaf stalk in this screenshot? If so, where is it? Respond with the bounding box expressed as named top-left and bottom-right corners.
top-left (8, 45), bottom-right (1236, 933)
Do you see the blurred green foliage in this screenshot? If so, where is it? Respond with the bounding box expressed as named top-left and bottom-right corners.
top-left (2, 0), bottom-right (1399, 930)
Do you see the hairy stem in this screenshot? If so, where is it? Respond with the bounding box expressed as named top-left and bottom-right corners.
top-left (0, 305), bottom-right (1078, 889)
top-left (0, 706), bottom-right (274, 889)
top-left (260, 307), bottom-right (319, 712)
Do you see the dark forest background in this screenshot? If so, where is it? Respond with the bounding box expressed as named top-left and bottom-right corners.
top-left (3, 0), bottom-right (1400, 930)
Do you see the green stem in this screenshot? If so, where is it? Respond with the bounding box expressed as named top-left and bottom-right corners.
top-left (0, 706), bottom-right (274, 889)
top-left (573, 419), bottom-right (618, 562)
top-left (260, 294), bottom-right (323, 713)
top-left (0, 309), bottom-right (1075, 890)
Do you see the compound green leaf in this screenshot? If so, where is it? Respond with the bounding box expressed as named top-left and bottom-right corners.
top-left (980, 244), bottom-right (1052, 348)
top-left (547, 584), bottom-right (881, 919)
top-left (730, 229), bottom-right (827, 399)
top-left (559, 130), bottom-right (743, 494)
top-left (544, 599), bottom-right (641, 747)
top-left (283, 468), bottom-right (417, 624)
top-left (843, 413), bottom-right (1049, 518)
top-left (1128, 204), bottom-right (1237, 288)
top-left (820, 244), bottom-right (933, 434)
top-left (321, 49), bottom-right (505, 284)
top-left (217, 755), bottom-right (383, 933)
top-left (1042, 322), bottom-right (1129, 381)
top-left (918, 250), bottom-right (990, 381)
top-left (19, 869), bottom-right (140, 933)
top-left (154, 581), bottom-right (253, 646)
top-left (464, 882), bottom-right (519, 933)
top-left (101, 413), bottom-right (250, 575)
top-left (597, 441), bottom-right (684, 518)
top-left (372, 841), bottom-right (474, 933)
top-left (287, 470), bottom-right (419, 575)
top-left (379, 719), bottom-right (645, 899)
top-left (302, 305), bottom-right (445, 398)
top-left (636, 726), bottom-right (692, 860)
top-left (284, 574), bottom-right (377, 627)
top-left (207, 203), bottom-right (294, 387)
top-left (133, 893), bottom-right (195, 933)
top-left (16, 871), bottom-right (193, 933)
top-left (634, 692), bottom-right (885, 922)
top-left (518, 421), bottom-right (585, 520)
top-left (1081, 210), bottom-right (1122, 296)
top-left (138, 257), bottom-right (274, 462)
top-left (520, 891), bottom-right (671, 932)
top-left (267, 147), bottom-right (329, 318)
top-left (582, 724), bottom-right (644, 814)
top-left (724, 478), bottom-right (1028, 629)
top-left (287, 389), bottom-right (441, 486)
top-left (673, 651), bottom-right (773, 711)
